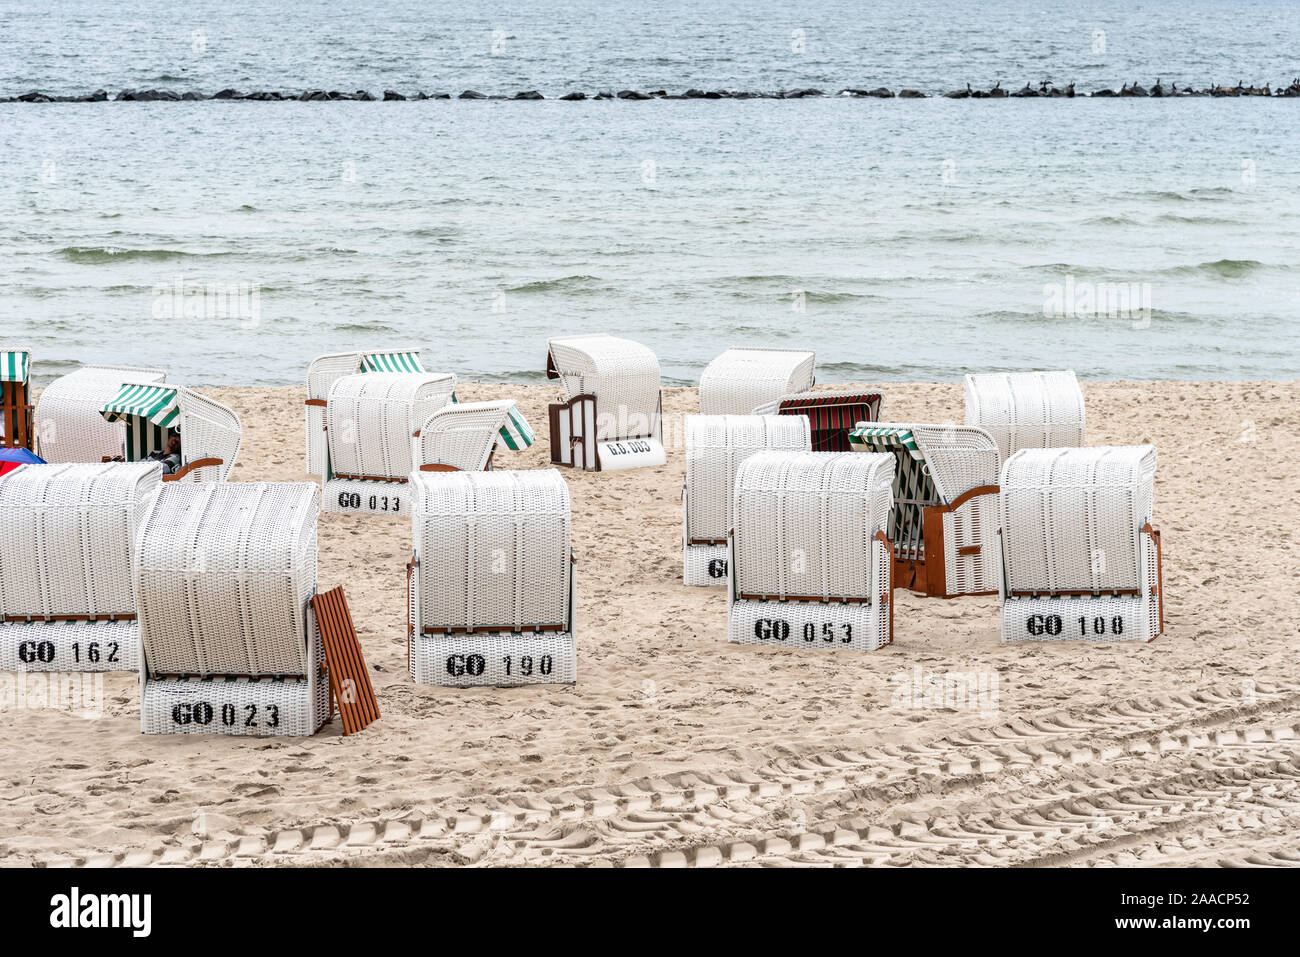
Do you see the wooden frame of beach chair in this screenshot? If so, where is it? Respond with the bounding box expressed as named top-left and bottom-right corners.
top-left (34, 365), bottom-right (167, 463)
top-left (408, 469), bottom-right (577, 687)
top-left (727, 451), bottom-right (895, 652)
top-left (320, 370), bottom-right (455, 515)
top-left (698, 348), bottom-right (816, 415)
top-left (848, 423), bottom-right (1001, 599)
top-left (0, 347), bottom-right (34, 451)
top-left (415, 399), bottom-right (535, 473)
top-left (304, 347), bottom-right (425, 475)
top-left (682, 414), bottom-right (810, 586)
top-left (752, 388), bottom-right (884, 451)
top-left (137, 482), bottom-right (336, 735)
top-left (964, 370), bottom-right (1086, 462)
top-left (0, 463), bottom-right (160, 672)
top-left (98, 384), bottom-right (241, 483)
top-left (998, 445), bottom-right (1164, 643)
top-left (545, 334), bottom-right (665, 471)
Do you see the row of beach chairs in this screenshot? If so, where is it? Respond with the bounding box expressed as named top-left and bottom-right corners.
top-left (0, 340), bottom-right (1163, 739)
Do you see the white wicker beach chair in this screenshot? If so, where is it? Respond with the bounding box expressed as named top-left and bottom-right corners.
top-left (998, 445), bottom-right (1164, 643)
top-left (848, 423), bottom-right (1001, 598)
top-left (321, 371), bottom-right (456, 515)
top-left (415, 399), bottom-right (535, 472)
top-left (682, 414), bottom-right (811, 586)
top-left (0, 346), bottom-right (33, 450)
top-left (305, 348), bottom-right (425, 474)
top-left (751, 388), bottom-right (884, 452)
top-left (728, 451), bottom-right (895, 652)
top-left (964, 370), bottom-right (1086, 461)
top-left (0, 463), bottom-right (160, 672)
top-left (545, 334), bottom-right (664, 471)
top-left (98, 382), bottom-right (241, 482)
top-left (698, 348), bottom-right (816, 416)
top-left (408, 469), bottom-right (576, 687)
top-left (34, 365), bottom-right (167, 463)
top-left (137, 482), bottom-right (335, 735)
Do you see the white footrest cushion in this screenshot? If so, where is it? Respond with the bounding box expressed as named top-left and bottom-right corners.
top-left (322, 478), bottom-right (410, 516)
top-left (729, 599), bottom-right (890, 652)
top-left (412, 631), bottom-right (577, 687)
top-left (141, 675), bottom-right (330, 736)
top-left (683, 543), bottom-right (729, 587)
top-left (0, 620), bottom-right (139, 672)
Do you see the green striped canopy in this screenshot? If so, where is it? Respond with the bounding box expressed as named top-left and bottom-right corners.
top-left (362, 351), bottom-right (424, 373)
top-left (498, 406), bottom-right (536, 451)
top-left (1, 351), bottom-right (30, 383)
top-left (847, 425), bottom-right (924, 460)
top-left (101, 383), bottom-right (181, 429)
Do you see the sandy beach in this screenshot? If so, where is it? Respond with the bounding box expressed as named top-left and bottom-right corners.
top-left (2, 378), bottom-right (1298, 868)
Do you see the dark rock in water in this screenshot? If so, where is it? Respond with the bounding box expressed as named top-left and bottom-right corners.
top-left (838, 88), bottom-right (869, 96)
top-left (944, 88), bottom-right (969, 99)
top-left (514, 90), bottom-right (544, 100)
top-left (414, 92), bottom-right (429, 100)
top-left (617, 89), bottom-right (652, 99)
top-left (1010, 83), bottom-right (1038, 97)
top-left (383, 89), bottom-right (406, 100)
top-left (731, 91), bottom-right (758, 98)
top-left (432, 92), bottom-right (450, 99)
top-left (559, 91), bottom-right (586, 100)
top-left (783, 88), bottom-right (822, 97)
top-left (1064, 82), bottom-right (1075, 98)
top-left (1122, 82), bottom-right (1148, 96)
top-left (88, 89), bottom-right (108, 101)
top-left (458, 90), bottom-right (486, 99)
top-left (898, 88), bottom-right (926, 98)
top-left (18, 90), bottom-right (52, 102)
top-left (594, 91), bottom-right (615, 99)
top-left (1092, 87), bottom-right (1117, 97)
top-left (649, 90), bottom-right (667, 97)
top-left (684, 89), bottom-right (708, 98)
top-left (181, 91), bottom-right (203, 100)
top-left (867, 87), bottom-right (894, 98)
top-left (300, 90), bottom-right (324, 101)
top-left (213, 88), bottom-right (239, 99)
top-left (988, 82), bottom-right (1007, 98)
top-left (354, 90), bottom-right (376, 101)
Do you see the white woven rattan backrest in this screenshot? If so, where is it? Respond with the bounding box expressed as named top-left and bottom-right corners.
top-left (685, 414), bottom-right (811, 542)
top-left (698, 348), bottom-right (816, 415)
top-left (964, 370), bottom-right (1086, 461)
top-left (136, 482), bottom-right (319, 677)
top-left (34, 366), bottom-right (168, 463)
top-left (0, 463), bottom-right (162, 619)
top-left (907, 424), bottom-right (1000, 503)
top-left (733, 450), bottom-right (894, 600)
top-left (417, 401), bottom-right (513, 471)
top-left (326, 372), bottom-right (456, 479)
top-left (548, 334), bottom-right (661, 441)
top-left (999, 445), bottom-right (1157, 594)
top-left (176, 389), bottom-right (241, 482)
top-left (412, 469), bottom-right (571, 632)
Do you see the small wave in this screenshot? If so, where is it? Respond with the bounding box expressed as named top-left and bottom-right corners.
top-left (331, 322), bottom-right (398, 333)
top-left (506, 274), bottom-right (602, 294)
top-left (1163, 258), bottom-right (1266, 279)
top-left (56, 246), bottom-right (227, 264)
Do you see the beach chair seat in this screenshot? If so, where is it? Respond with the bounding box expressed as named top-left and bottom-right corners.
top-left (415, 399), bottom-right (535, 473)
top-left (321, 370), bottom-right (455, 515)
top-left (546, 334), bottom-right (664, 471)
top-left (0, 347), bottom-right (34, 450)
top-left (998, 446), bottom-right (1164, 643)
top-left (0, 463), bottom-right (160, 672)
top-left (137, 482), bottom-right (342, 735)
top-left (409, 469), bottom-right (577, 686)
top-left (848, 423), bottom-right (1001, 598)
top-left (698, 348), bottom-right (816, 415)
top-left (34, 365), bottom-right (167, 463)
top-left (964, 370), bottom-right (1086, 461)
top-left (682, 414), bottom-right (810, 586)
top-left (752, 388), bottom-right (884, 451)
top-left (305, 348), bottom-right (425, 474)
top-left (728, 451), bottom-right (895, 652)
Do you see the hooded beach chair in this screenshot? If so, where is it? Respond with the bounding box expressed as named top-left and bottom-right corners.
top-left (682, 414), bottom-right (811, 586)
top-left (698, 348), bottom-right (816, 415)
top-left (848, 423), bottom-right (1001, 598)
top-left (138, 482), bottom-right (378, 735)
top-left (751, 388), bottom-right (884, 451)
top-left (320, 370), bottom-right (456, 515)
top-left (305, 348), bottom-right (426, 474)
top-left (545, 334), bottom-right (665, 471)
top-left (408, 468), bottom-right (576, 687)
top-left (964, 370), bottom-right (1086, 461)
top-left (99, 383), bottom-right (241, 482)
top-left (415, 399), bottom-right (535, 472)
top-left (728, 451), bottom-right (895, 652)
top-left (998, 446), bottom-right (1164, 643)
top-left (34, 365), bottom-right (167, 463)
top-left (0, 463), bottom-right (160, 672)
top-left (0, 347), bottom-right (33, 451)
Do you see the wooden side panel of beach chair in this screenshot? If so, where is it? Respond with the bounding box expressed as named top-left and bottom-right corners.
top-left (0, 348), bottom-right (33, 448)
top-left (311, 586), bottom-right (379, 735)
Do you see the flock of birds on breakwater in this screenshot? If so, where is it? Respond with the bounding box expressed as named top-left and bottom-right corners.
top-left (6, 78), bottom-right (1300, 102)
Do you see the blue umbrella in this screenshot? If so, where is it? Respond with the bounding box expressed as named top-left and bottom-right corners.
top-left (0, 446), bottom-right (45, 475)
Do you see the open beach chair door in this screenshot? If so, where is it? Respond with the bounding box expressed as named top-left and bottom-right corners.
top-left (0, 348), bottom-right (33, 450)
top-left (100, 383), bottom-right (240, 482)
top-left (311, 586), bottom-right (380, 735)
top-left (416, 398), bottom-right (535, 472)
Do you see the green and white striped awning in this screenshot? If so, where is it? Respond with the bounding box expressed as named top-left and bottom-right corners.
top-left (498, 406), bottom-right (536, 451)
top-left (101, 383), bottom-right (181, 429)
top-left (1, 351), bottom-right (30, 383)
top-left (362, 351), bottom-right (424, 373)
top-left (848, 426), bottom-right (924, 460)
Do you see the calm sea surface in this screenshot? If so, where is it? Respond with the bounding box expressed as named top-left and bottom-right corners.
top-left (1, 0), bottom-right (1298, 385)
